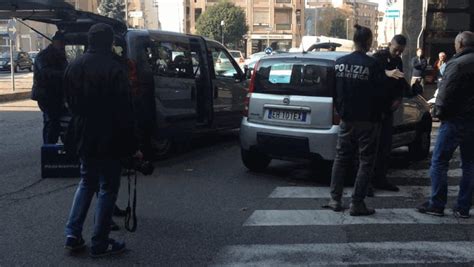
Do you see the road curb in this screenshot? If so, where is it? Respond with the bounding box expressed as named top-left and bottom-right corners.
top-left (0, 91), bottom-right (31, 103)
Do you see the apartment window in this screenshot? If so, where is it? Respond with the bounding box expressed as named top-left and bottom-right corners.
top-left (195, 8), bottom-right (202, 22)
top-left (275, 8), bottom-right (292, 30)
top-left (254, 8), bottom-right (270, 26)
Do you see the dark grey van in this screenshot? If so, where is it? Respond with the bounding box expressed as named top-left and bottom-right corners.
top-left (0, 1), bottom-right (247, 158)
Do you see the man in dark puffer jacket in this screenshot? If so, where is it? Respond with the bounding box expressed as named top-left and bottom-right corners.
top-left (63, 23), bottom-right (142, 257)
top-left (417, 31), bottom-right (474, 218)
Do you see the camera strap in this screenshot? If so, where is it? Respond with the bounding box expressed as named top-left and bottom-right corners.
top-left (125, 170), bottom-right (137, 232)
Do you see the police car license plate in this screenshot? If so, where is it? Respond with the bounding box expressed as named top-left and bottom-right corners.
top-left (268, 109), bottom-right (306, 122)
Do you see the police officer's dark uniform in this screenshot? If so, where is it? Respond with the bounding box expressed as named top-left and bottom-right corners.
top-left (31, 32), bottom-right (68, 144)
top-left (371, 49), bottom-right (409, 191)
top-left (327, 33), bottom-right (388, 215)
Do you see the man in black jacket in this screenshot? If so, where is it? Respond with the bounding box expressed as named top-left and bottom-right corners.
top-left (63, 23), bottom-right (142, 257)
top-left (31, 31), bottom-right (68, 144)
top-left (417, 31), bottom-right (474, 218)
top-left (369, 35), bottom-right (408, 195)
top-left (410, 48), bottom-right (428, 89)
top-left (324, 25), bottom-right (388, 216)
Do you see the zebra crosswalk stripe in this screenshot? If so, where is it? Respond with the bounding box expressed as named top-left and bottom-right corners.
top-left (243, 209), bottom-right (474, 226)
top-left (269, 185), bottom-right (459, 198)
top-left (212, 241), bottom-right (474, 266)
top-left (387, 168), bottom-right (461, 179)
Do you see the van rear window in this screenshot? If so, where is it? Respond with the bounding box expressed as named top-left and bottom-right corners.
top-left (254, 60), bottom-right (333, 97)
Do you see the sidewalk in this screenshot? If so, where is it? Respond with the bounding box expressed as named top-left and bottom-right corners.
top-left (0, 73), bottom-right (33, 103)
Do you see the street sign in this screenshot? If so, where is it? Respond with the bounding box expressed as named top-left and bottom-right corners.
top-left (386, 0), bottom-right (398, 7)
top-left (7, 19), bottom-right (17, 40)
top-left (264, 47), bottom-right (273, 55)
top-left (385, 9), bottom-right (400, 18)
top-left (129, 11), bottom-right (143, 18)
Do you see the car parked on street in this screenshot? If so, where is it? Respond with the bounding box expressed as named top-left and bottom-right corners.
top-left (240, 52), bottom-right (432, 171)
top-left (0, 1), bottom-right (248, 158)
top-left (0, 51), bottom-right (33, 72)
top-left (229, 50), bottom-right (245, 69)
top-left (28, 51), bottom-right (39, 63)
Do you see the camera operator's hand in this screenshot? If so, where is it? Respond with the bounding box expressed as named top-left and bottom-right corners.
top-left (385, 69), bottom-right (404, 79)
top-left (133, 150), bottom-right (144, 160)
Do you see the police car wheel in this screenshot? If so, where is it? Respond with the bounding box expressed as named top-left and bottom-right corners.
top-left (241, 148), bottom-right (271, 172)
top-left (409, 129), bottom-right (431, 161)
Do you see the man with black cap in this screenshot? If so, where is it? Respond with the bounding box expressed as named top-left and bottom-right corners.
top-left (31, 31), bottom-right (68, 144)
top-left (63, 23), bottom-right (142, 257)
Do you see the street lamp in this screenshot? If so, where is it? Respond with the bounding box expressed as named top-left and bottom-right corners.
top-left (220, 20), bottom-right (225, 45)
top-left (346, 18), bottom-right (350, 39)
top-left (153, 0), bottom-right (159, 30)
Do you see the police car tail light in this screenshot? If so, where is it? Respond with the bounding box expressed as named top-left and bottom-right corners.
top-left (332, 105), bottom-right (340, 125)
top-left (127, 59), bottom-right (140, 96)
top-left (243, 61), bottom-right (260, 117)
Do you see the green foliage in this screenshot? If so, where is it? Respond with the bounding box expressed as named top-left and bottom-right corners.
top-left (316, 7), bottom-right (352, 39)
top-left (98, 0), bottom-right (126, 23)
top-left (196, 1), bottom-right (248, 46)
top-left (329, 17), bottom-right (346, 39)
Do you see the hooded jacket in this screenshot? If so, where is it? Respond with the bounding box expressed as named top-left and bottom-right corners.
top-left (31, 45), bottom-right (68, 116)
top-left (434, 48), bottom-right (474, 121)
top-left (64, 24), bottom-right (138, 159)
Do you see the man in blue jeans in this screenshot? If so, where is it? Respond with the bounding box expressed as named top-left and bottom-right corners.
top-left (417, 31), bottom-right (474, 218)
top-left (63, 23), bottom-right (142, 257)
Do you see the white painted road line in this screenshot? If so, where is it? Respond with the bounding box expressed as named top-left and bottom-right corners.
top-left (269, 186), bottom-right (459, 199)
top-left (243, 209), bottom-right (474, 226)
top-left (387, 168), bottom-right (462, 178)
top-left (212, 241), bottom-right (474, 266)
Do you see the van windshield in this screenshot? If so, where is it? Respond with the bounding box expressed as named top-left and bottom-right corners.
top-left (254, 59), bottom-right (334, 97)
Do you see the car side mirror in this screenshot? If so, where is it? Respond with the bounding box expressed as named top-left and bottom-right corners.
top-left (233, 72), bottom-right (244, 83)
top-left (244, 65), bottom-right (253, 80)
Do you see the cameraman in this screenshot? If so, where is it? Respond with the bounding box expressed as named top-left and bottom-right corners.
top-left (63, 23), bottom-right (142, 257)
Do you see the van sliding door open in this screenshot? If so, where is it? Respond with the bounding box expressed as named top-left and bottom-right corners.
top-left (147, 34), bottom-right (204, 126)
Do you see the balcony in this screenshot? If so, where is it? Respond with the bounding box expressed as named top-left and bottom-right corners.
top-left (253, 24), bottom-right (272, 32)
top-left (275, 23), bottom-right (291, 31)
top-left (254, 0), bottom-right (270, 7)
top-left (275, 0), bottom-right (292, 8)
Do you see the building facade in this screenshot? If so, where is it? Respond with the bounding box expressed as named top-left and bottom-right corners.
top-left (399, 0), bottom-right (474, 78)
top-left (305, 0), bottom-right (378, 46)
top-left (188, 0), bottom-right (305, 56)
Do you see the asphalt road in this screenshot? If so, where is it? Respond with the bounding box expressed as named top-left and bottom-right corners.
top-left (1, 100), bottom-right (473, 266)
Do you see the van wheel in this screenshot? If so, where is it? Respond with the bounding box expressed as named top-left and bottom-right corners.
top-left (409, 117), bottom-right (432, 161)
top-left (151, 137), bottom-right (174, 160)
top-left (29, 66), bottom-right (33, 72)
top-left (241, 148), bottom-right (271, 172)
top-left (14, 65), bottom-right (19, 73)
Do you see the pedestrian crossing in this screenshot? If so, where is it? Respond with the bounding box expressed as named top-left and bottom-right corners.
top-left (213, 125), bottom-right (474, 266)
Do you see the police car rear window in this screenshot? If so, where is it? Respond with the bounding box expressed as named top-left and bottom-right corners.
top-left (254, 59), bottom-right (333, 97)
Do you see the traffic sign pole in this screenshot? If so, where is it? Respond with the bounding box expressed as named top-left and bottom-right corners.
top-left (7, 18), bottom-right (17, 92)
top-left (10, 39), bottom-right (15, 92)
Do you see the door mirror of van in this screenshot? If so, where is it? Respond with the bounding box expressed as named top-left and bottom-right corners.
top-left (233, 72), bottom-right (245, 83)
top-left (244, 65), bottom-right (252, 80)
